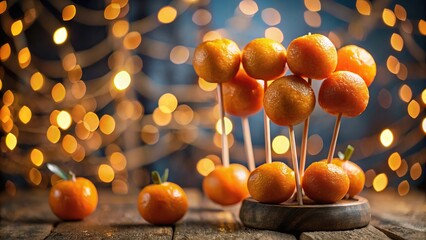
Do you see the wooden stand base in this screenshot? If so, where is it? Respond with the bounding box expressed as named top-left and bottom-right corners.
top-left (239, 196), bottom-right (370, 233)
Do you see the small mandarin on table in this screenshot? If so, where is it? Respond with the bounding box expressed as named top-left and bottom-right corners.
top-left (137, 169), bottom-right (188, 225)
top-left (47, 164), bottom-right (98, 221)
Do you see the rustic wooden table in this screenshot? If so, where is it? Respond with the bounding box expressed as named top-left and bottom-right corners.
top-left (1, 188), bottom-right (425, 239)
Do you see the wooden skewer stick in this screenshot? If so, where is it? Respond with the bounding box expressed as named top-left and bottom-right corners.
top-left (242, 117), bottom-right (255, 171)
top-left (299, 78), bottom-right (312, 177)
top-left (217, 83), bottom-right (230, 168)
top-left (289, 125), bottom-right (303, 205)
top-left (263, 81), bottom-right (272, 164)
top-left (327, 113), bottom-right (343, 164)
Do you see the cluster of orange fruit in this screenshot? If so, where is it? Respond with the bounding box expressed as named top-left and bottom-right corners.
top-left (193, 34), bottom-right (376, 205)
top-left (48, 164), bottom-right (188, 225)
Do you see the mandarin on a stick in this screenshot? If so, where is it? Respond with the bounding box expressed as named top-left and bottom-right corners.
top-left (287, 34), bottom-right (337, 79)
top-left (318, 71), bottom-right (369, 117)
top-left (263, 75), bottom-right (315, 126)
top-left (247, 162), bottom-right (295, 204)
top-left (336, 45), bottom-right (376, 87)
top-left (242, 38), bottom-right (287, 80)
top-left (202, 163), bottom-right (250, 206)
top-left (222, 67), bottom-right (264, 117)
top-left (302, 162), bottom-right (350, 203)
top-left (193, 38), bottom-right (241, 83)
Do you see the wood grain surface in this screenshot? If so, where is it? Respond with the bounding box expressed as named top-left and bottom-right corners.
top-left (0, 188), bottom-right (424, 239)
top-left (240, 196), bottom-right (370, 232)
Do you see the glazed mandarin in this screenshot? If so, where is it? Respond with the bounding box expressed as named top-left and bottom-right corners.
top-left (242, 38), bottom-right (287, 80)
top-left (323, 146), bottom-right (365, 198)
top-left (263, 75), bottom-right (315, 126)
top-left (302, 161), bottom-right (350, 203)
top-left (138, 170), bottom-right (188, 225)
top-left (193, 38), bottom-right (241, 83)
top-left (48, 164), bottom-right (98, 221)
top-left (287, 34), bottom-right (337, 79)
top-left (247, 162), bottom-right (295, 204)
top-left (336, 45), bottom-right (376, 87)
top-left (332, 159), bottom-right (365, 198)
top-left (222, 67), bottom-right (264, 117)
top-left (318, 71), bottom-right (369, 117)
top-left (203, 163), bottom-right (250, 206)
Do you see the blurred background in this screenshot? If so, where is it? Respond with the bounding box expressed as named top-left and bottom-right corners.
top-left (0, 0), bottom-right (425, 196)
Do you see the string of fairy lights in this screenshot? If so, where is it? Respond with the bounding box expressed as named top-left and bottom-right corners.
top-left (0, 0), bottom-right (424, 196)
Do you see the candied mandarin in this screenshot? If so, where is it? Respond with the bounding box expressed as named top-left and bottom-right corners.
top-left (327, 159), bottom-right (365, 197)
top-left (319, 71), bottom-right (369, 117)
top-left (302, 161), bottom-right (349, 203)
top-left (242, 38), bottom-right (287, 80)
top-left (247, 162), bottom-right (295, 203)
top-left (193, 38), bottom-right (241, 83)
top-left (264, 75), bottom-right (315, 126)
top-left (203, 164), bottom-right (249, 206)
top-left (336, 45), bottom-right (376, 87)
top-left (222, 67), bottom-right (264, 117)
top-left (287, 34), bottom-right (337, 79)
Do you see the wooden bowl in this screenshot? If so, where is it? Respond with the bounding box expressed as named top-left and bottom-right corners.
top-left (239, 196), bottom-right (370, 232)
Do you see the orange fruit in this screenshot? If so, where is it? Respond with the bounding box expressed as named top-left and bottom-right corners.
top-left (287, 34), bottom-right (337, 79)
top-left (48, 164), bottom-right (98, 220)
top-left (333, 160), bottom-right (365, 198)
top-left (242, 38), bottom-right (287, 80)
top-left (203, 163), bottom-right (250, 205)
top-left (138, 169), bottom-right (188, 225)
top-left (336, 45), bottom-right (376, 87)
top-left (323, 145), bottom-right (365, 198)
top-left (263, 75), bottom-right (315, 126)
top-left (223, 67), bottom-right (264, 117)
top-left (318, 71), bottom-right (369, 117)
top-left (247, 162), bottom-right (295, 204)
top-left (302, 161), bottom-right (349, 203)
top-left (193, 38), bottom-right (241, 83)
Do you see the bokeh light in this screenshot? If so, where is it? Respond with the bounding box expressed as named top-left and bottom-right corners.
top-left (114, 70), bottom-right (131, 90)
top-left (53, 27), bottom-right (68, 45)
top-left (196, 158), bottom-right (215, 176)
top-left (99, 115), bottom-right (116, 135)
top-left (30, 148), bottom-right (44, 167)
top-left (5, 133), bottom-right (17, 150)
top-left (62, 134), bottom-right (78, 154)
top-left (272, 135), bottom-right (290, 154)
top-left (11, 20), bottom-right (23, 36)
top-left (98, 164), bottom-right (115, 183)
top-left (373, 173), bottom-right (388, 192)
top-left (388, 152), bottom-right (401, 171)
top-left (47, 125), bottom-right (61, 143)
top-left (215, 117), bottom-right (233, 135)
top-left (398, 180), bottom-right (410, 196)
top-left (158, 93), bottom-right (178, 114)
top-left (57, 111), bottom-right (72, 130)
top-left (410, 163), bottom-right (422, 181)
top-left (380, 129), bottom-right (394, 147)
top-left (18, 106), bottom-right (32, 124)
top-left (158, 6), bottom-right (177, 24)
top-left (62, 5), bottom-right (76, 21)
top-left (30, 72), bottom-right (44, 91)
